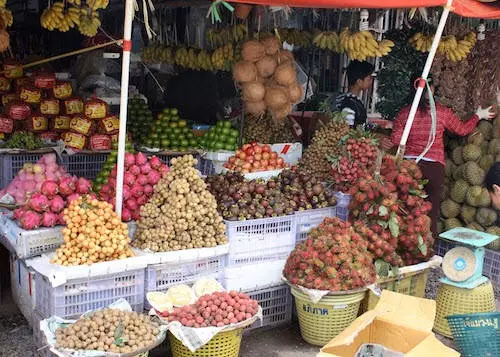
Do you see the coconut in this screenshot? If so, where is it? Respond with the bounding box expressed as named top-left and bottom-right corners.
top-left (244, 101), bottom-right (266, 116)
top-left (242, 81), bottom-right (265, 102)
top-left (275, 50), bottom-right (294, 64)
top-left (261, 37), bottom-right (280, 55)
top-left (274, 63), bottom-right (297, 86)
top-left (241, 40), bottom-right (265, 63)
top-left (232, 61), bottom-right (257, 83)
top-left (271, 103), bottom-right (292, 120)
top-left (264, 86), bottom-right (289, 109)
top-left (288, 83), bottom-right (303, 103)
top-left (256, 56), bottom-right (277, 78)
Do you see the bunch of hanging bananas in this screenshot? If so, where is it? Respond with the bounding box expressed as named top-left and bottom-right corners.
top-left (86, 0), bottom-right (109, 11)
top-left (211, 43), bottom-right (234, 71)
top-left (206, 24), bottom-right (247, 47)
top-left (438, 32), bottom-right (476, 61)
top-left (409, 32), bottom-right (434, 52)
top-left (313, 31), bottom-right (343, 52)
top-left (78, 8), bottom-right (100, 37)
top-left (175, 47), bottom-right (199, 70)
top-left (339, 28), bottom-right (394, 60)
top-left (197, 50), bottom-right (213, 71)
top-left (67, 0), bottom-right (81, 5)
top-left (0, 7), bottom-right (12, 27)
top-left (40, 2), bottom-right (66, 31)
top-left (279, 29), bottom-right (311, 48)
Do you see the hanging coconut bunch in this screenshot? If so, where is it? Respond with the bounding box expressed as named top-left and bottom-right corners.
top-left (232, 37), bottom-right (303, 120)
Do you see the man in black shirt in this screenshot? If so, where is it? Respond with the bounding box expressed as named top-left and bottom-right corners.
top-left (335, 60), bottom-right (375, 128)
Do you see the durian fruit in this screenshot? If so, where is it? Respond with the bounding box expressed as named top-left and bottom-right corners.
top-left (475, 208), bottom-right (497, 227)
top-left (477, 188), bottom-right (492, 207)
top-left (489, 138), bottom-right (500, 155)
top-left (479, 155), bottom-right (495, 171)
top-left (465, 186), bottom-right (482, 207)
top-left (467, 130), bottom-right (484, 146)
top-left (462, 144), bottom-right (481, 162)
top-left (480, 141), bottom-right (489, 155)
top-left (450, 179), bottom-right (469, 203)
top-left (451, 146), bottom-right (464, 165)
top-left (444, 159), bottom-right (456, 178)
top-left (441, 199), bottom-right (461, 218)
top-left (485, 227), bottom-right (500, 251)
top-left (464, 161), bottom-right (485, 186)
top-left (452, 165), bottom-right (465, 181)
top-left (437, 220), bottom-right (444, 234)
top-left (460, 204), bottom-right (477, 224)
top-left (467, 222), bottom-right (484, 231)
top-left (477, 120), bottom-right (493, 141)
top-left (444, 218), bottom-right (463, 230)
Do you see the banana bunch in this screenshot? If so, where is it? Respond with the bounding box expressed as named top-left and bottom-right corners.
top-left (78, 8), bottom-right (100, 37)
top-left (67, 0), bottom-right (81, 5)
top-left (409, 32), bottom-right (434, 52)
top-left (232, 24), bottom-right (248, 43)
top-left (279, 29), bottom-right (311, 48)
top-left (197, 50), bottom-right (213, 71)
top-left (438, 32), bottom-right (476, 62)
top-left (0, 8), bottom-right (12, 27)
top-left (206, 24), bottom-right (247, 47)
top-left (40, 2), bottom-right (65, 31)
top-left (86, 0), bottom-right (109, 11)
top-left (211, 43), bottom-right (233, 71)
top-left (313, 31), bottom-right (343, 52)
top-left (175, 47), bottom-right (199, 70)
top-left (339, 28), bottom-right (394, 60)
top-left (0, 0), bottom-right (6, 7)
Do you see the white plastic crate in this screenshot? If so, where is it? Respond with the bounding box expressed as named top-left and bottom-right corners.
top-left (10, 254), bottom-right (36, 327)
top-left (223, 259), bottom-right (286, 291)
top-left (34, 268), bottom-right (145, 319)
top-left (0, 217), bottom-right (63, 258)
top-left (295, 206), bottom-right (336, 244)
top-left (225, 215), bottom-right (296, 266)
top-left (203, 151), bottom-right (234, 174)
top-left (335, 192), bottom-right (351, 221)
top-left (145, 256), bottom-right (225, 309)
top-left (245, 284), bottom-right (293, 331)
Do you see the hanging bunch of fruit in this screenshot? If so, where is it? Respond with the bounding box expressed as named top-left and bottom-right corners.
top-left (233, 38), bottom-right (302, 119)
top-left (339, 29), bottom-right (394, 60)
top-left (40, 0), bottom-right (108, 37)
top-left (278, 29), bottom-right (312, 48)
top-left (312, 31), bottom-right (343, 52)
top-left (0, 0), bottom-right (12, 52)
top-left (206, 24), bottom-right (248, 47)
top-left (410, 31), bottom-right (476, 61)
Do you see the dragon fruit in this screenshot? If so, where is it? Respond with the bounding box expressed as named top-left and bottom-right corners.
top-left (147, 171), bottom-right (161, 185)
top-left (144, 184), bottom-right (153, 195)
top-left (140, 162), bottom-right (152, 175)
top-left (122, 185), bottom-right (131, 200)
top-left (49, 196), bottom-right (65, 213)
top-left (66, 193), bottom-right (80, 204)
top-left (110, 166), bottom-right (117, 178)
top-left (76, 177), bottom-right (92, 194)
top-left (124, 152), bottom-right (135, 167)
top-left (13, 207), bottom-right (27, 220)
top-left (121, 207), bottom-right (132, 222)
top-left (19, 211), bottom-right (41, 230)
top-left (29, 193), bottom-right (50, 213)
top-left (132, 209), bottom-right (140, 221)
top-left (129, 164), bottom-right (141, 176)
top-left (136, 195), bottom-right (148, 205)
top-left (125, 198), bottom-right (138, 211)
top-left (57, 211), bottom-right (66, 225)
top-left (131, 184), bottom-right (144, 198)
top-left (41, 212), bottom-right (59, 227)
top-left (124, 172), bottom-right (136, 187)
top-left (59, 177), bottom-right (76, 197)
top-left (137, 174), bottom-right (148, 186)
top-left (135, 152), bottom-right (148, 166)
top-left (41, 180), bottom-right (59, 198)
top-left (149, 156), bottom-right (162, 170)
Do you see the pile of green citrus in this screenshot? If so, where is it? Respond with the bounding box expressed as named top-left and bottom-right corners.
top-left (127, 97), bottom-right (155, 143)
top-left (200, 120), bottom-right (240, 151)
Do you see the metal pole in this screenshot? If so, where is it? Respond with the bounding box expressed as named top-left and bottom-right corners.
top-left (396, 0), bottom-right (453, 159)
top-left (115, 0), bottom-right (135, 217)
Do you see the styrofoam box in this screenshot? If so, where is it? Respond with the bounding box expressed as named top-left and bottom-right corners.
top-left (223, 259), bottom-right (286, 291)
top-left (10, 254), bottom-right (36, 327)
top-left (245, 284), bottom-right (293, 331)
top-left (270, 143), bottom-right (303, 165)
top-left (203, 151), bottom-right (234, 175)
top-left (225, 215), bottom-right (296, 266)
top-left (32, 311), bottom-right (57, 357)
top-left (295, 206), bottom-right (336, 244)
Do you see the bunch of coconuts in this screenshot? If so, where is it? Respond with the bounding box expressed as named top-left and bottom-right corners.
top-left (232, 37), bottom-right (303, 120)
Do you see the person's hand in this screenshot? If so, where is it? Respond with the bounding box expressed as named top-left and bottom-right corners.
top-left (380, 137), bottom-right (395, 151)
top-left (475, 106), bottom-right (497, 120)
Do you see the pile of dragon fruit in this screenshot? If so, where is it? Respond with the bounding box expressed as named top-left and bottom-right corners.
top-left (98, 152), bottom-right (168, 222)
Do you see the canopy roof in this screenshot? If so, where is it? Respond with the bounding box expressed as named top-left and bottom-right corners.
top-left (230, 0), bottom-right (500, 19)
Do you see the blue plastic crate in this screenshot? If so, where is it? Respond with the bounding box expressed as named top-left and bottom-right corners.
top-left (245, 284), bottom-right (293, 331)
top-left (0, 152), bottom-right (46, 188)
top-left (61, 152), bottom-right (109, 180)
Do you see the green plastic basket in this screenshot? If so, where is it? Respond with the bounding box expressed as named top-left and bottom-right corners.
top-left (446, 312), bottom-right (500, 357)
top-left (433, 281), bottom-right (496, 337)
top-left (291, 286), bottom-right (366, 346)
top-left (169, 328), bottom-right (243, 357)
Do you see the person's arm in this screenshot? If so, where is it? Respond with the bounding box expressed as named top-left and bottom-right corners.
top-left (390, 107), bottom-right (409, 146)
top-left (442, 107), bottom-right (479, 136)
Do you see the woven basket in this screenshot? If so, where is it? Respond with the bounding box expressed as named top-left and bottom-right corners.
top-left (291, 286), bottom-right (366, 346)
top-left (433, 281), bottom-right (496, 337)
top-left (169, 328), bottom-right (243, 357)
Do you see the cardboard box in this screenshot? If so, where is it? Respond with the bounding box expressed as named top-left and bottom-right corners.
top-left (318, 290), bottom-right (459, 357)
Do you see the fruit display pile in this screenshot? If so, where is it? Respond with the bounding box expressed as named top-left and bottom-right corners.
top-left (55, 309), bottom-right (160, 353)
top-left (127, 97), bottom-right (155, 144)
top-left (223, 143), bottom-right (288, 173)
top-left (12, 175), bottom-right (92, 230)
top-left (441, 118), bottom-right (500, 238)
top-left (51, 196), bottom-right (133, 266)
top-left (132, 155), bottom-right (227, 252)
top-left (205, 170), bottom-right (336, 220)
top-left (284, 217), bottom-right (376, 291)
top-left (243, 112), bottom-right (295, 144)
top-left (232, 38), bottom-right (302, 119)
top-left (98, 152), bottom-right (168, 222)
top-left (160, 290), bottom-right (259, 328)
top-left (199, 120), bottom-right (239, 151)
top-left (349, 155), bottom-right (434, 266)
top-left (92, 140), bottom-right (135, 193)
top-left (0, 1), bottom-right (12, 52)
top-left (142, 108), bottom-right (199, 151)
top-left (298, 113), bottom-right (350, 181)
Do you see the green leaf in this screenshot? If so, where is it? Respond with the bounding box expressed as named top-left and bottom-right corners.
top-left (389, 215), bottom-right (399, 238)
top-left (409, 187), bottom-right (428, 198)
top-left (375, 259), bottom-right (390, 278)
top-left (114, 321), bottom-right (125, 346)
top-left (377, 220), bottom-right (389, 229)
top-left (367, 205), bottom-right (374, 215)
top-left (379, 205), bottom-right (388, 217)
top-left (390, 265), bottom-right (400, 277)
top-left (417, 235), bottom-right (428, 256)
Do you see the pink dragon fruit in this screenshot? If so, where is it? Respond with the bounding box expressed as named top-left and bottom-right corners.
top-left (49, 196), bottom-right (65, 213)
top-left (19, 211), bottom-right (41, 230)
top-left (122, 185), bottom-right (131, 200)
top-left (124, 172), bottom-right (136, 187)
top-left (100, 184), bottom-right (111, 195)
top-left (136, 195), bottom-right (148, 205)
top-left (59, 177), bottom-right (76, 197)
top-left (147, 171), bottom-right (162, 185)
top-left (41, 180), bottom-right (59, 198)
top-left (159, 165), bottom-right (169, 175)
top-left (135, 152), bottom-right (148, 166)
top-left (121, 207), bottom-right (132, 222)
top-left (29, 193), bottom-right (50, 213)
top-left (140, 162), bottom-right (152, 175)
top-left (132, 209), bottom-right (141, 221)
top-left (137, 174), bottom-right (148, 186)
top-left (76, 178), bottom-right (92, 194)
top-left (41, 212), bottom-right (59, 227)
top-left (125, 198), bottom-right (138, 211)
top-left (144, 184), bottom-right (153, 195)
top-left (129, 164), bottom-right (141, 176)
top-left (57, 211), bottom-right (66, 225)
top-left (41, 153), bottom-right (57, 165)
top-left (124, 152), bottom-right (135, 168)
top-left (13, 207), bottom-right (27, 220)
top-left (130, 184), bottom-right (144, 198)
top-left (108, 178), bottom-right (116, 188)
top-left (149, 156), bottom-right (163, 170)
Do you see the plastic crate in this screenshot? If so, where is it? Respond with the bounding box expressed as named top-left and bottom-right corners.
top-left (198, 157), bottom-right (215, 176)
top-left (245, 284), bottom-right (293, 331)
top-left (34, 268), bottom-right (145, 319)
top-left (295, 207), bottom-right (336, 244)
top-left (225, 215), bottom-right (296, 266)
top-left (10, 254), bottom-right (36, 327)
top-left (0, 152), bottom-right (46, 187)
top-left (223, 259), bottom-right (286, 291)
top-left (334, 192), bottom-right (351, 221)
top-left (446, 312), bottom-right (500, 357)
top-left (145, 256), bottom-right (225, 309)
top-left (0, 217), bottom-right (63, 258)
top-left (61, 152), bottom-right (109, 180)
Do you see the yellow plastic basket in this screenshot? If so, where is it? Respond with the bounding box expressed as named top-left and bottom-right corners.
top-left (433, 280), bottom-right (496, 338)
top-left (360, 269), bottom-right (429, 313)
top-left (291, 286), bottom-right (366, 346)
top-left (169, 328), bottom-right (243, 357)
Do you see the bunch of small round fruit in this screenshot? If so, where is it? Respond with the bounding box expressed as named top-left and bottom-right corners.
top-left (199, 120), bottom-right (240, 151)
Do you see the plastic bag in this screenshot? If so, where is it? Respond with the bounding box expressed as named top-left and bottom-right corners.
top-left (295, 61), bottom-right (315, 108)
